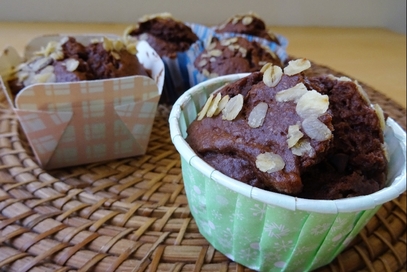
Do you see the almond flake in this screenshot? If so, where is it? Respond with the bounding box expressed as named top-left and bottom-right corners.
top-left (228, 45), bottom-right (237, 51)
top-left (232, 17), bottom-right (239, 24)
top-left (291, 139), bottom-right (315, 157)
top-left (287, 124), bottom-right (304, 148)
top-left (29, 57), bottom-right (53, 72)
top-left (238, 47), bottom-right (247, 57)
top-left (214, 95), bottom-right (230, 115)
top-left (113, 40), bottom-right (125, 52)
top-left (242, 16), bottom-right (253, 25)
top-left (302, 117), bottom-right (332, 141)
top-left (354, 80), bottom-right (371, 105)
top-left (296, 90), bottom-right (329, 118)
top-left (103, 37), bottom-right (114, 51)
top-left (123, 25), bottom-right (135, 37)
top-left (40, 65), bottom-right (54, 74)
top-left (59, 36), bottom-right (69, 45)
top-left (17, 71), bottom-right (29, 82)
top-left (327, 74), bottom-right (352, 82)
top-left (197, 94), bottom-right (214, 120)
top-left (256, 152), bottom-right (285, 173)
top-left (111, 51), bottom-right (121, 60)
top-left (207, 93), bottom-right (222, 117)
top-left (263, 65), bottom-right (283, 87)
top-left (382, 143), bottom-right (390, 161)
top-left (126, 43), bottom-right (138, 55)
top-left (222, 94), bottom-right (244, 121)
top-left (217, 23), bottom-right (226, 30)
top-left (373, 103), bottom-right (386, 132)
top-left (206, 42), bottom-right (217, 51)
top-left (50, 51), bottom-right (64, 60)
top-left (138, 12), bottom-right (172, 23)
top-left (284, 59), bottom-right (311, 76)
top-left (220, 38), bottom-right (235, 46)
top-left (90, 38), bottom-right (102, 44)
top-left (33, 72), bottom-right (54, 83)
top-left (209, 49), bottom-right (222, 57)
top-left (248, 102), bottom-right (268, 128)
top-left (276, 83), bottom-right (308, 102)
top-left (64, 58), bottom-right (79, 72)
top-left (260, 63), bottom-right (272, 73)
top-left (198, 59), bottom-right (208, 67)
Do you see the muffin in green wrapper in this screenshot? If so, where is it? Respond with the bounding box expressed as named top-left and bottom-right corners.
top-left (169, 62), bottom-right (406, 271)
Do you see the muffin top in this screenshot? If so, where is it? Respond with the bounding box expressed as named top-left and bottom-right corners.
top-left (215, 12), bottom-right (280, 45)
top-left (194, 36), bottom-right (283, 78)
top-left (186, 60), bottom-right (387, 199)
top-left (87, 38), bottom-right (148, 79)
top-left (129, 12), bottom-right (199, 58)
top-left (7, 36), bottom-right (147, 95)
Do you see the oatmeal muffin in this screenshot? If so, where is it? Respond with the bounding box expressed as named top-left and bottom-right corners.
top-left (193, 36), bottom-right (283, 79)
top-left (129, 12), bottom-right (199, 59)
top-left (7, 36), bottom-right (147, 95)
top-left (186, 59), bottom-right (387, 199)
top-left (215, 12), bottom-right (280, 45)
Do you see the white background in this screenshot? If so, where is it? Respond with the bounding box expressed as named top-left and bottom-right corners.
top-left (0, 0), bottom-right (405, 34)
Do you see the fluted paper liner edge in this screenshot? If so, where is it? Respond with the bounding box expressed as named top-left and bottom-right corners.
top-left (169, 74), bottom-right (406, 271)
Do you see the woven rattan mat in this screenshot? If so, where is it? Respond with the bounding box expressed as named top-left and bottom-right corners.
top-left (0, 62), bottom-right (406, 272)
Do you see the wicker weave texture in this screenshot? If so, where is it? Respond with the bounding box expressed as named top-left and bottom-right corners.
top-left (0, 63), bottom-right (406, 272)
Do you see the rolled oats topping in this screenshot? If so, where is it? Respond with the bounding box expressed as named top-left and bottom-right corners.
top-left (34, 41), bottom-right (63, 60)
top-left (138, 12), bottom-right (173, 23)
top-left (65, 58), bottom-right (80, 72)
top-left (248, 102), bottom-right (268, 128)
top-left (263, 64), bottom-right (283, 87)
top-left (354, 80), bottom-right (371, 105)
top-left (374, 103), bottom-right (386, 132)
top-left (291, 139), bottom-right (315, 157)
top-left (222, 94), bottom-right (244, 121)
top-left (208, 49), bottom-right (222, 57)
top-left (284, 58), bottom-right (311, 76)
top-left (242, 16), bottom-right (253, 25)
top-left (256, 152), bottom-right (285, 173)
top-left (275, 83), bottom-right (308, 102)
top-left (301, 117), bottom-right (332, 141)
top-left (296, 90), bottom-right (329, 119)
top-left (287, 124), bottom-right (304, 148)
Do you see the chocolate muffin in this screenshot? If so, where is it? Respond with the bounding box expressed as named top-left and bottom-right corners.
top-left (299, 75), bottom-right (388, 199)
top-left (186, 59), bottom-right (388, 199)
top-left (215, 12), bottom-right (280, 45)
top-left (129, 13), bottom-right (199, 59)
top-left (87, 38), bottom-right (148, 79)
top-left (194, 36), bottom-right (283, 79)
top-left (7, 36), bottom-right (147, 95)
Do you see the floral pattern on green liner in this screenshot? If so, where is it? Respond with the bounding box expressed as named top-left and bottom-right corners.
top-left (173, 74), bottom-right (405, 272)
top-left (181, 157), bottom-right (382, 271)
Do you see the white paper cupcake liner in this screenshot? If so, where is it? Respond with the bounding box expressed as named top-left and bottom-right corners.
top-left (158, 23), bottom-right (215, 104)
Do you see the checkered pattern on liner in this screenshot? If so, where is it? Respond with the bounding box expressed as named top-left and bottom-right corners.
top-left (14, 76), bottom-right (159, 169)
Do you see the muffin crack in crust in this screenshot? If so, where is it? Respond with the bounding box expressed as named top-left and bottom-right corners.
top-left (186, 60), bottom-right (388, 199)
